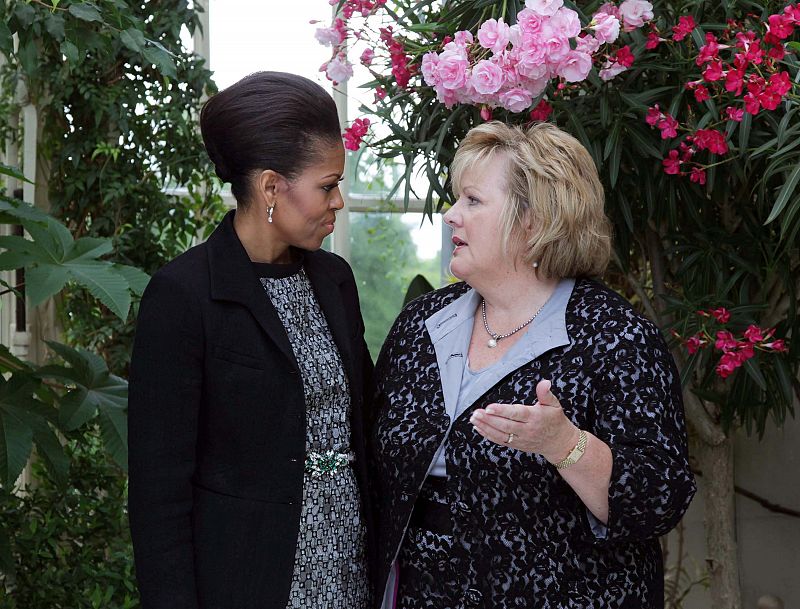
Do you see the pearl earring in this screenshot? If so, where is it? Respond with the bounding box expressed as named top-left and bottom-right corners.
top-left (532, 261), bottom-right (539, 268)
top-left (268, 204), bottom-right (275, 224)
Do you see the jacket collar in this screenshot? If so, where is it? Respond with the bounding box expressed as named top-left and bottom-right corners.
top-left (205, 210), bottom-right (352, 376)
top-left (424, 287), bottom-right (481, 344)
top-left (425, 279), bottom-right (573, 353)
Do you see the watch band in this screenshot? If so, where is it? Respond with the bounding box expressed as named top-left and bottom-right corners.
top-left (555, 429), bottom-right (588, 470)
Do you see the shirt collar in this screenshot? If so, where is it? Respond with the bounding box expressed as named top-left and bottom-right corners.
top-left (425, 278), bottom-right (574, 353)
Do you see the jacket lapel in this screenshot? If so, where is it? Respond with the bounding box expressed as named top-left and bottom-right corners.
top-left (424, 288), bottom-right (480, 420)
top-left (205, 211), bottom-right (299, 372)
top-left (304, 250), bottom-right (355, 385)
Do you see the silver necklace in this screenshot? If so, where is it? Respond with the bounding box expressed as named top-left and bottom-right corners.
top-left (481, 298), bottom-right (547, 348)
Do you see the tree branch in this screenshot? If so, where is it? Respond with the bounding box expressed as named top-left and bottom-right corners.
top-left (694, 468), bottom-right (800, 518)
top-left (646, 227), bottom-right (669, 319)
top-left (613, 251), bottom-right (660, 324)
top-left (670, 342), bottom-right (727, 446)
top-left (0, 282), bottom-right (24, 297)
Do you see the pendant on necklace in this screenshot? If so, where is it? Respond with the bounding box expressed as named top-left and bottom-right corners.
top-left (487, 338), bottom-right (498, 348)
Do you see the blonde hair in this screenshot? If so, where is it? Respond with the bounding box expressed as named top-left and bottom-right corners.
top-left (450, 121), bottom-right (611, 279)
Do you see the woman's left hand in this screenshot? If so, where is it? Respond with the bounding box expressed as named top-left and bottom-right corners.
top-left (469, 379), bottom-right (579, 463)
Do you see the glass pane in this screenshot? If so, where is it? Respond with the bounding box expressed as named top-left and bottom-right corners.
top-left (207, 0), bottom-right (331, 89)
top-left (349, 211), bottom-right (442, 358)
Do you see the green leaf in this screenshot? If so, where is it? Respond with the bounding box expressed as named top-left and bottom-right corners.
top-left (738, 111), bottom-right (753, 155)
top-left (24, 264), bottom-right (70, 307)
top-left (16, 411), bottom-right (69, 487)
top-left (13, 4), bottom-right (36, 28)
top-left (0, 163), bottom-right (27, 183)
top-left (39, 340), bottom-right (96, 385)
top-left (142, 45), bottom-right (177, 80)
top-left (41, 343), bottom-right (127, 434)
top-left (60, 40), bottom-right (79, 64)
top-left (405, 22), bottom-right (444, 33)
top-left (98, 403), bottom-right (128, 470)
top-left (45, 14), bottom-right (66, 40)
top-left (403, 274), bottom-right (434, 306)
top-left (69, 263), bottom-right (132, 320)
top-left (0, 522), bottom-right (13, 577)
top-left (23, 216), bottom-right (73, 260)
top-left (17, 37), bottom-right (38, 77)
top-left (742, 358), bottom-right (767, 391)
top-left (120, 27), bottom-right (145, 53)
top-left (0, 345), bottom-right (30, 375)
top-left (0, 377), bottom-right (36, 486)
top-left (114, 264), bottom-right (151, 296)
top-left (58, 388), bottom-right (98, 431)
top-left (68, 237), bottom-right (113, 261)
top-left (765, 163), bottom-right (800, 224)
top-left (68, 3), bottom-right (104, 23)
top-left (567, 112), bottom-right (599, 168)
top-left (0, 21), bottom-right (13, 57)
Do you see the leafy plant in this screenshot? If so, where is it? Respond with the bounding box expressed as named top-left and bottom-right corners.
top-left (0, 429), bottom-right (138, 609)
top-left (0, 0), bottom-right (225, 375)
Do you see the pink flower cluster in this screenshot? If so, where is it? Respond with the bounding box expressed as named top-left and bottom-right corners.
top-left (342, 118), bottom-right (371, 151)
top-left (418, 0), bottom-right (653, 112)
top-left (316, 0), bottom-right (389, 85)
top-left (329, 0), bottom-right (387, 19)
top-left (645, 4), bottom-right (799, 181)
top-left (674, 308), bottom-right (789, 379)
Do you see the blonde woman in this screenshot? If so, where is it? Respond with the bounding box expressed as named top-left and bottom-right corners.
top-left (371, 121), bottom-right (695, 609)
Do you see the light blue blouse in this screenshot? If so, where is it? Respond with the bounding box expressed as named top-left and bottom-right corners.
top-left (424, 278), bottom-right (576, 477)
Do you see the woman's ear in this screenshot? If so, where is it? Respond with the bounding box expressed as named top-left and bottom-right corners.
top-left (256, 169), bottom-right (283, 205)
top-left (522, 206), bottom-right (537, 235)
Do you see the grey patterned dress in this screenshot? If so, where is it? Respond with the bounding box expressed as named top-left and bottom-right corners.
top-left (254, 258), bottom-right (370, 609)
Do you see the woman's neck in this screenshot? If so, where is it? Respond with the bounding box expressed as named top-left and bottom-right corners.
top-left (233, 208), bottom-right (292, 264)
top-left (473, 266), bottom-right (560, 320)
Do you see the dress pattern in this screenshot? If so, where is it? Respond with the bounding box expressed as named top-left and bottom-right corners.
top-left (259, 266), bottom-right (370, 609)
top-left (371, 278), bottom-right (696, 609)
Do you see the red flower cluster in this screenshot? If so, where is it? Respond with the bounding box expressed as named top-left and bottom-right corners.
top-left (342, 118), bottom-right (371, 151)
top-left (336, 0), bottom-right (387, 19)
top-left (646, 104), bottom-right (678, 138)
top-left (674, 308), bottom-right (789, 379)
top-left (379, 27), bottom-right (413, 89)
top-left (645, 30), bottom-right (664, 50)
top-left (672, 15), bottom-right (696, 42)
top-left (529, 99), bottom-right (553, 122)
top-left (615, 45), bottom-right (636, 68)
top-left (646, 4), bottom-right (799, 181)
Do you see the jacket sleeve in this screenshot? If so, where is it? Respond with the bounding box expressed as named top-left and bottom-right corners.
top-left (128, 271), bottom-right (204, 609)
top-left (586, 318), bottom-right (696, 543)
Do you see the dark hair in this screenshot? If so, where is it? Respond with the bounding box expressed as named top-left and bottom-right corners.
top-left (200, 71), bottom-right (341, 205)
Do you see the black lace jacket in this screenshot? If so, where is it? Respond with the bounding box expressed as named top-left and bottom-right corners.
top-left (370, 279), bottom-right (696, 609)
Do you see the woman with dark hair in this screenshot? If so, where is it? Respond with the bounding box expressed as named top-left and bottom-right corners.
top-left (128, 72), bottom-right (374, 609)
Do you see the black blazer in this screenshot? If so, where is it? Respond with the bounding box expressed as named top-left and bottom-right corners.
top-left (128, 211), bottom-right (374, 609)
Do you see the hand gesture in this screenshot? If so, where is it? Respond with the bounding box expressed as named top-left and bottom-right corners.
top-left (469, 379), bottom-right (579, 463)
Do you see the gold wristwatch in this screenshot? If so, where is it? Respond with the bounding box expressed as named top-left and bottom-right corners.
top-left (555, 429), bottom-right (588, 470)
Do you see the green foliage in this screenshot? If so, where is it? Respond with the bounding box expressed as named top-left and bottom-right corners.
top-left (0, 429), bottom-right (138, 609)
top-left (0, 0), bottom-right (225, 374)
top-left (360, 0), bottom-right (800, 437)
top-left (0, 166), bottom-right (135, 490)
top-left (350, 212), bottom-right (440, 356)
top-left (0, 196), bottom-right (147, 319)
